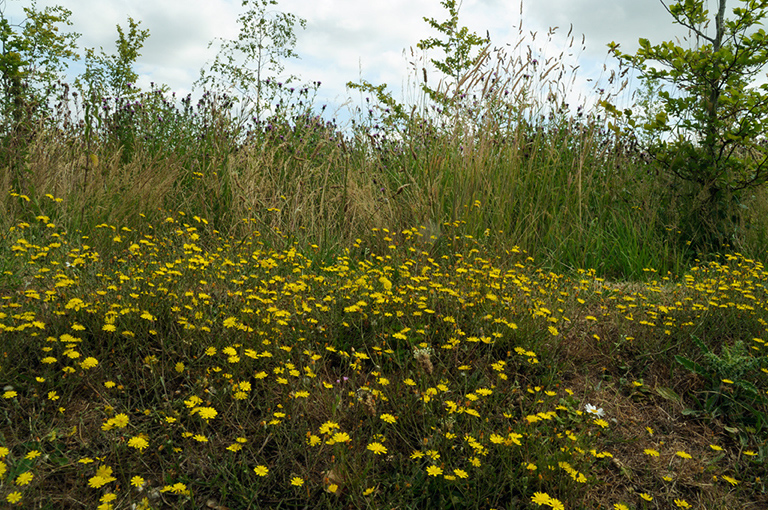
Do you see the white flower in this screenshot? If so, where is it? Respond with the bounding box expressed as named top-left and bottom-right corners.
top-left (585, 404), bottom-right (605, 418)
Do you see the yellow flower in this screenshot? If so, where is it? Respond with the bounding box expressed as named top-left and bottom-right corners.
top-left (130, 476), bottom-right (145, 488)
top-left (709, 444), bottom-right (723, 451)
top-left (380, 413), bottom-right (397, 423)
top-left (644, 449), bottom-right (660, 457)
top-left (89, 465), bottom-right (116, 488)
top-left (531, 492), bottom-right (551, 505)
top-left (454, 468), bottom-right (468, 478)
top-left (15, 472), bottom-right (33, 486)
top-left (290, 476), bottom-right (304, 487)
top-left (161, 482), bottom-right (189, 494)
top-left (253, 465), bottom-right (269, 477)
top-left (367, 442), bottom-right (387, 455)
top-left (722, 475), bottom-right (739, 486)
top-left (25, 450), bottom-right (41, 459)
top-left (331, 432), bottom-right (351, 443)
top-left (549, 499), bottom-right (565, 510)
top-left (319, 421), bottom-right (339, 435)
top-left (614, 504), bottom-right (629, 510)
top-left (194, 406), bottom-right (218, 421)
top-left (128, 436), bottom-right (149, 452)
top-left (674, 498), bottom-right (691, 508)
top-left (6, 491), bottom-right (22, 504)
top-left (426, 465), bottom-right (443, 477)
top-left (112, 414), bottom-right (129, 428)
top-left (640, 493), bottom-right (653, 501)
top-left (80, 357), bottom-right (99, 369)
top-left (675, 451), bottom-right (692, 459)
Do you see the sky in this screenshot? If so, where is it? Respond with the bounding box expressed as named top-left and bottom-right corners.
top-left (4, 0), bottom-right (705, 119)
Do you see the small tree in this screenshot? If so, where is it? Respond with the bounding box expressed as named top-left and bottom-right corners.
top-left (77, 17), bottom-right (149, 101)
top-left (417, 0), bottom-right (489, 103)
top-left (346, 0), bottom-right (488, 132)
top-left (74, 17), bottom-right (150, 165)
top-left (610, 0), bottom-right (768, 250)
top-left (197, 0), bottom-right (306, 122)
top-left (0, 0), bottom-right (79, 131)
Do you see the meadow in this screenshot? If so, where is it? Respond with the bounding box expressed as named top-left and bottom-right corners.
top-left (3, 21), bottom-right (768, 510)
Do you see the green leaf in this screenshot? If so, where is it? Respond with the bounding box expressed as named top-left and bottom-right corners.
top-left (675, 355), bottom-right (709, 378)
top-left (655, 386), bottom-right (682, 403)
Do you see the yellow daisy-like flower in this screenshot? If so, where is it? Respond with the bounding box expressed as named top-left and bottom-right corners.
top-left (253, 465), bottom-right (269, 477)
top-left (674, 498), bottom-right (691, 508)
top-left (531, 492), bottom-right (551, 505)
top-left (161, 482), bottom-right (189, 494)
top-left (614, 504), bottom-right (629, 510)
top-left (331, 432), bottom-right (351, 443)
top-left (367, 442), bottom-right (387, 455)
top-left (80, 357), bottom-right (99, 369)
top-left (327, 483), bottom-right (338, 493)
top-left (128, 436), bottom-right (149, 452)
top-left (6, 491), bottom-right (22, 504)
top-left (454, 468), bottom-right (468, 478)
top-left (675, 451), bottom-right (692, 459)
top-left (644, 449), bottom-right (660, 457)
top-left (709, 444), bottom-right (723, 451)
top-left (88, 465), bottom-right (116, 488)
top-left (130, 476), bottom-right (145, 488)
top-left (426, 465), bottom-right (443, 477)
top-left (15, 472), bottom-right (33, 486)
top-left (640, 493), bottom-right (653, 501)
top-left (379, 413), bottom-right (397, 423)
top-left (319, 421), bottom-right (339, 435)
top-left (112, 414), bottom-right (129, 428)
top-left (549, 499), bottom-right (565, 510)
top-left (593, 419), bottom-right (609, 428)
top-left (290, 476), bottom-right (304, 487)
top-left (193, 406), bottom-right (218, 421)
top-left (25, 450), bottom-right (41, 459)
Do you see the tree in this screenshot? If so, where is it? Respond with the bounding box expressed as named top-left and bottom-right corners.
top-left (197, 0), bottom-right (306, 121)
top-left (346, 0), bottom-right (488, 131)
top-left (417, 0), bottom-right (489, 102)
top-left (76, 17), bottom-right (150, 101)
top-left (0, 0), bottom-right (79, 130)
top-left (609, 0), bottom-right (768, 250)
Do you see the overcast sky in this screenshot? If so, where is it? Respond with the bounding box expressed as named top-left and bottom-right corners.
top-left (5, 0), bottom-right (704, 117)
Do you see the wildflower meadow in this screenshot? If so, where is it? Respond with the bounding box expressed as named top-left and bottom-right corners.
top-left (3, 0), bottom-right (768, 508)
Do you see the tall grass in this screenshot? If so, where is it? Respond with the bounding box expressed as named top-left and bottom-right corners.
top-left (2, 22), bottom-right (766, 280)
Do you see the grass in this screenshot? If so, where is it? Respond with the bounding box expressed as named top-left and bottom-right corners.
top-left (2, 14), bottom-right (768, 509)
